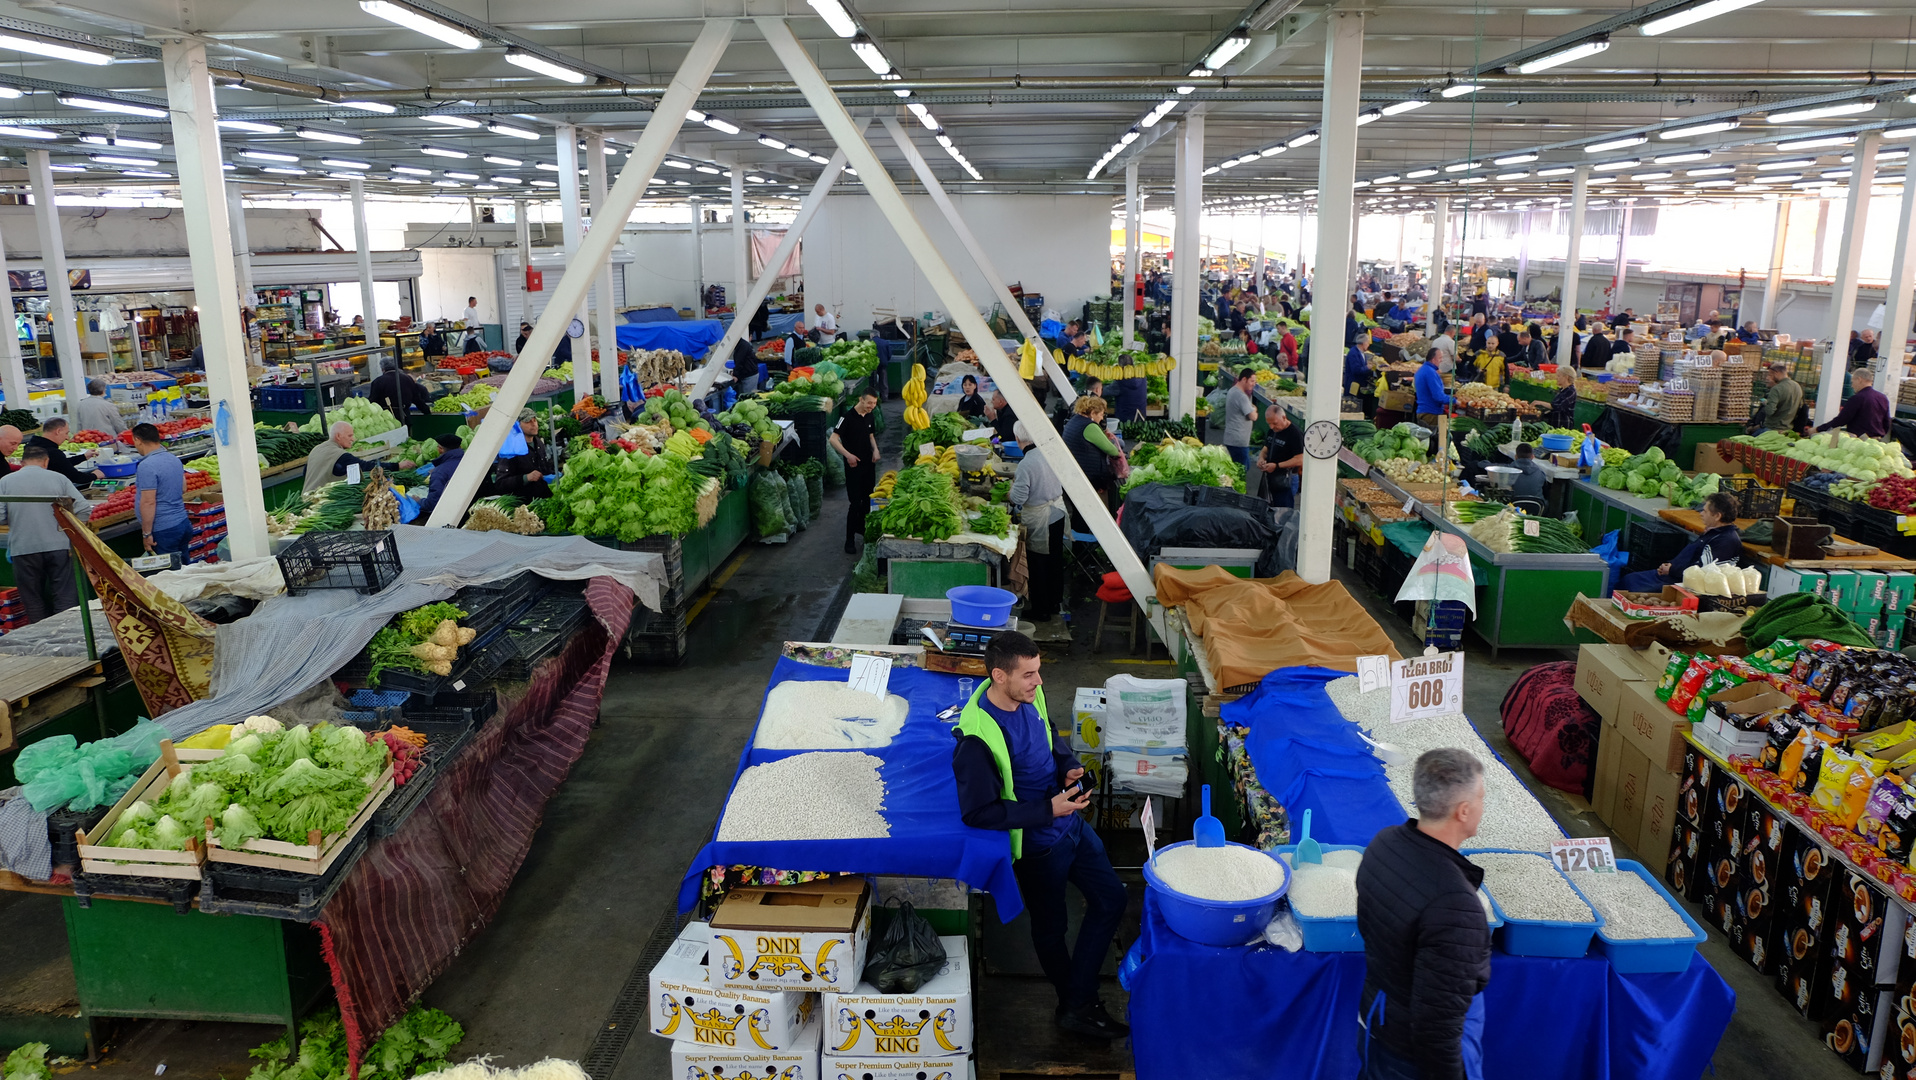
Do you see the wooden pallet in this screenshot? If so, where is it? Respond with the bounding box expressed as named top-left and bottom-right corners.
top-left (0, 654), bottom-right (104, 752)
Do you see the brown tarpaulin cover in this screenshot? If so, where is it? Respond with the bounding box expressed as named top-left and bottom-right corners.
top-left (1154, 565), bottom-right (1401, 688)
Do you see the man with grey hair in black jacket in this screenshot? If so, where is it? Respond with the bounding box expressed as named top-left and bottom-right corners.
top-left (1354, 748), bottom-right (1493, 1080)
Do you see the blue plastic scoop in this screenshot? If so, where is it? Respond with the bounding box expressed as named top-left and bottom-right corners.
top-left (1194, 784), bottom-right (1225, 848)
top-left (1295, 808), bottom-right (1322, 865)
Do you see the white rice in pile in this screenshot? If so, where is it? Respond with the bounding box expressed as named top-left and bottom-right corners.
top-left (754, 681), bottom-right (910, 750)
top-left (1153, 844), bottom-right (1288, 902)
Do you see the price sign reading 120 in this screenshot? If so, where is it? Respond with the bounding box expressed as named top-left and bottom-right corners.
top-left (1389, 651), bottom-right (1464, 723)
top-left (1551, 836), bottom-right (1617, 874)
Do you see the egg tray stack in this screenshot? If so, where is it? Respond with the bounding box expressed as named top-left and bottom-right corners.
top-left (1606, 376), bottom-right (1641, 403)
top-left (1718, 361), bottom-right (1755, 421)
top-left (1659, 348), bottom-right (1685, 382)
top-left (1653, 386), bottom-right (1696, 423)
top-left (1688, 369), bottom-right (1722, 425)
top-left (1899, 379), bottom-right (1916, 407)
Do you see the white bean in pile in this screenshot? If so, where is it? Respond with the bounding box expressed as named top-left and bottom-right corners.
top-left (1574, 871), bottom-right (1694, 940)
top-left (1153, 844), bottom-right (1288, 902)
top-left (717, 752), bottom-right (890, 841)
top-left (1469, 852), bottom-right (1596, 923)
top-left (1284, 860), bottom-right (1360, 918)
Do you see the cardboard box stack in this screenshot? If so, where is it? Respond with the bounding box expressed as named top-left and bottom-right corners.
top-left (646, 879), bottom-right (975, 1079)
top-left (1575, 643), bottom-right (1684, 857)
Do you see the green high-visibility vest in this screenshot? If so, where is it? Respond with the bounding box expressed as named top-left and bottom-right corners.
top-left (951, 679), bottom-right (1051, 861)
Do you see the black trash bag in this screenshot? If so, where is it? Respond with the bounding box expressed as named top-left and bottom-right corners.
top-left (862, 901), bottom-right (948, 993)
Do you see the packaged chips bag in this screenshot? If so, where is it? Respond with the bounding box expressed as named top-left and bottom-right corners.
top-left (1657, 650), bottom-right (1693, 702)
top-left (1668, 657), bottom-right (1721, 717)
top-left (1688, 667), bottom-right (1749, 726)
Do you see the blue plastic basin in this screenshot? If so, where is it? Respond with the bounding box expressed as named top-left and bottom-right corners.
top-left (1276, 844), bottom-right (1504, 952)
top-left (1467, 847), bottom-right (1604, 958)
top-left (1144, 840), bottom-right (1291, 947)
top-left (1593, 860), bottom-right (1708, 973)
top-left (1539, 433), bottom-right (1575, 453)
top-left (948, 585), bottom-right (1017, 628)
top-left (94, 459), bottom-right (139, 479)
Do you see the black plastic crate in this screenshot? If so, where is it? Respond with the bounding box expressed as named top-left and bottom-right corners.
top-left (454, 572), bottom-right (546, 634)
top-left (376, 621), bottom-right (516, 695)
top-left (627, 628), bottom-right (687, 665)
top-left (278, 530), bottom-right (402, 595)
top-left (371, 725), bottom-right (475, 838)
top-left (47, 805), bottom-right (110, 870)
top-left (497, 627), bottom-right (567, 680)
top-left (1722, 476), bottom-right (1785, 520)
top-left (401, 690), bottom-right (497, 732)
top-left (73, 871), bottom-right (199, 914)
top-left (1850, 516), bottom-right (1916, 559)
top-left (199, 832), bottom-right (367, 920)
top-left (512, 594), bottom-right (591, 633)
top-left (1786, 480), bottom-right (1829, 518)
top-left (1623, 517), bottom-right (1694, 573)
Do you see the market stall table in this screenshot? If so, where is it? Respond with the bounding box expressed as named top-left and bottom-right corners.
top-left (1655, 507), bottom-right (1916, 573)
top-left (872, 532), bottom-right (1017, 597)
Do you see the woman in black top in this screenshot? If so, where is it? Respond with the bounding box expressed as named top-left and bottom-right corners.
top-left (1547, 365), bottom-right (1579, 428)
top-left (955, 375), bottom-right (987, 419)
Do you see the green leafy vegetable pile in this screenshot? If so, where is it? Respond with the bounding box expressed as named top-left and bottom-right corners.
top-left (638, 389), bottom-right (712, 433)
top-left (924, 411), bottom-right (972, 447)
top-left (716, 397), bottom-right (780, 442)
top-left (543, 445), bottom-right (701, 540)
top-left (4, 1043), bottom-right (50, 1080)
top-left (822, 338), bottom-right (881, 378)
top-left (107, 720), bottom-right (391, 851)
top-left (1351, 423), bottom-right (1430, 464)
top-left (971, 504), bottom-right (1011, 537)
top-left (1120, 440), bottom-right (1245, 494)
top-left (245, 1006), bottom-right (462, 1080)
top-left (873, 466), bottom-right (964, 541)
top-left (1120, 416), bottom-right (1198, 443)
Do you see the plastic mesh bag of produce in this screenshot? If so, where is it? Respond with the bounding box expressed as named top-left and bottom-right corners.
top-left (862, 901), bottom-right (948, 993)
top-left (784, 470), bottom-right (810, 529)
top-left (750, 471), bottom-right (791, 537)
top-left (824, 445), bottom-right (846, 488)
top-left (16, 719), bottom-right (170, 812)
top-left (807, 473), bottom-right (825, 514)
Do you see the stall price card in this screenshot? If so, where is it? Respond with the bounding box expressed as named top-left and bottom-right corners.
top-left (1390, 651), bottom-right (1463, 723)
top-left (1550, 836), bottom-right (1617, 874)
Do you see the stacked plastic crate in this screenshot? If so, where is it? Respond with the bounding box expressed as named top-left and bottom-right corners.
top-left (185, 501), bottom-right (226, 564)
top-left (0, 586), bottom-right (22, 633)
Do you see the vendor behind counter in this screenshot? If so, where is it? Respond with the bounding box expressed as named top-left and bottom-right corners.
top-left (1619, 490), bottom-right (1742, 593)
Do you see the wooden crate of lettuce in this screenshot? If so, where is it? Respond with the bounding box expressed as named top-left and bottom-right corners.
top-left (75, 742), bottom-right (221, 879)
top-left (198, 718), bottom-right (398, 874)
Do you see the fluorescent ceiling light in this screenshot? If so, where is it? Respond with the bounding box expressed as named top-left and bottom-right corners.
top-left (91, 154), bottom-right (156, 166)
top-left (505, 50), bottom-right (589, 84)
top-left (662, 158), bottom-right (692, 169)
top-left (748, 175), bottom-right (770, 183)
top-left (531, 179), bottom-right (557, 187)
top-left (1659, 118), bottom-right (1739, 140)
top-left (444, 170), bottom-right (479, 180)
top-left (1353, 179), bottom-right (1370, 188)
top-left (260, 167), bottom-right (306, 175)
top-left (337, 100), bottom-right (396, 114)
top-left (1203, 165), bottom-right (1220, 175)
top-left (492, 175), bottom-right (522, 183)
top-left (757, 135), bottom-right (786, 150)
top-left (1515, 36), bottom-right (1609, 74)
top-left (239, 149), bottom-right (300, 163)
top-left (1496, 171), bottom-right (1530, 180)
top-left (46, 162), bottom-right (85, 171)
top-left (703, 116), bottom-right (741, 135)
top-left (0, 124), bottom-right (55, 141)
top-left (58, 94), bottom-right (164, 118)
top-left (358, 1), bottom-right (482, 50)
top-left (1641, 0), bottom-right (1767, 36)
top-left (1382, 99), bottom-right (1429, 116)
top-left (322, 158), bottom-right (371, 169)
top-left (482, 155), bottom-right (524, 168)
top-left (219, 119), bottom-right (282, 134)
top-left (488, 122), bottom-right (541, 140)
top-left (695, 164), bottom-right (721, 174)
top-left (849, 34), bottom-right (892, 76)
top-left (1406, 167), bottom-right (1439, 178)
top-left (421, 114), bottom-right (481, 129)
top-left (1536, 165), bottom-right (1576, 176)
top-left (1203, 29), bottom-right (1252, 71)
top-left (1259, 145), bottom-right (1286, 157)
top-left (1494, 152), bottom-right (1539, 165)
top-left (1441, 83), bottom-right (1483, 98)
top-left (907, 102), bottom-right (938, 130)
top-left (1288, 131), bottom-right (1319, 148)
top-left (1586, 134), bottom-right (1648, 154)
top-left (685, 109), bottom-right (705, 123)
top-left (391, 164), bottom-right (431, 175)
top-left (388, 176), bottom-right (421, 184)
top-left (809, 154), bottom-right (830, 165)
top-left (432, 179), bottom-right (462, 187)
top-left (1119, 129), bottom-right (1140, 145)
top-left (298, 127), bottom-right (362, 145)
top-left (1219, 156), bottom-right (1240, 169)
top-left (1356, 110), bottom-right (1382, 126)
top-left (785, 145), bottom-right (811, 158)
top-left (1373, 174), bottom-right (1401, 184)
top-left (1756, 157), bottom-right (1815, 170)
top-left (0, 88), bottom-right (26, 101)
top-left (1887, 127), bottom-right (1916, 140)
top-left (80, 135), bottom-right (162, 150)
top-left (1457, 176), bottom-right (1487, 185)
top-left (1443, 161), bottom-right (1480, 173)
top-left (1848, 148), bottom-right (1909, 162)
top-left (535, 161), bottom-right (559, 171)
top-left (1593, 158), bottom-right (1639, 171)
top-left (122, 169), bottom-right (170, 178)
top-left (1632, 170), bottom-right (1674, 180)
top-left (1692, 178), bottom-right (1735, 187)
top-left (1587, 175), bottom-right (1617, 184)
top-left (420, 145), bottom-right (467, 158)
top-left (808, 0), bottom-right (859, 38)
top-left (1654, 150), bottom-right (1712, 164)
top-left (1822, 169), bottom-right (1852, 179)
top-left (0, 31), bottom-right (114, 65)
top-left (1767, 101), bottom-right (1875, 124)
top-left (1752, 173), bottom-right (1801, 183)
top-left (1776, 134), bottom-right (1854, 152)
top-left (1686, 165), bottom-right (1734, 176)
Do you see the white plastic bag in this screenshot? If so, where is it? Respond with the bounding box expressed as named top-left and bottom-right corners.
top-left (1102, 674), bottom-right (1188, 750)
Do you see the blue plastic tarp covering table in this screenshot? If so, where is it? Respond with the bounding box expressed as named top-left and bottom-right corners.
top-left (677, 656), bottom-right (1024, 917)
top-left (1125, 890), bottom-right (1735, 1080)
top-left (615, 319), bottom-right (726, 356)
top-left (768, 311), bottom-right (804, 337)
top-left (1221, 667), bottom-right (1406, 846)
top-left (623, 306), bottom-right (680, 323)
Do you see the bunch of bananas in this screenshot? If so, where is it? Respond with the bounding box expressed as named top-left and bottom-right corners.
top-left (1065, 350), bottom-right (1177, 381)
top-left (872, 470), bottom-right (899, 498)
top-left (913, 443), bottom-right (962, 478)
top-left (903, 363), bottom-right (930, 429)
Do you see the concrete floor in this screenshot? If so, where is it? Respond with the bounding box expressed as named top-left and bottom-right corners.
top-left (0, 400), bottom-right (1855, 1080)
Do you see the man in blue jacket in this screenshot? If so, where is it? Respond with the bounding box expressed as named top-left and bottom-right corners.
top-left (1414, 348), bottom-right (1452, 434)
top-left (413, 434), bottom-right (470, 520)
top-left (952, 631), bottom-right (1129, 1040)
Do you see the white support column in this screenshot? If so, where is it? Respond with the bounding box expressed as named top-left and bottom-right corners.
top-left (1171, 114), bottom-right (1202, 421)
top-left (1514, 211), bottom-right (1532, 303)
top-left (556, 124), bottom-right (591, 401)
top-left (1879, 152), bottom-right (1916, 390)
top-left (1348, 208), bottom-right (1361, 297)
top-left (0, 230), bottom-right (25, 408)
top-left (1817, 132), bottom-right (1880, 424)
top-left (350, 178), bottom-right (377, 338)
top-left (688, 143), bottom-right (852, 400)
top-left (1426, 197), bottom-right (1448, 337)
top-left (428, 19), bottom-right (737, 527)
top-left (1394, 213), bottom-right (1406, 283)
top-left (586, 132), bottom-right (620, 403)
top-left (227, 184), bottom-right (256, 308)
top-left (1613, 205), bottom-right (1633, 314)
top-left (159, 38), bottom-right (268, 560)
top-left (1298, 6), bottom-right (1364, 586)
top-left (1811, 199), bottom-right (1831, 279)
top-left (690, 197), bottom-right (705, 314)
top-left (1123, 162), bottom-right (1140, 350)
top-left (27, 152), bottom-right (84, 392)
top-left (1295, 213), bottom-right (1307, 280)
top-left (1761, 197), bottom-right (1789, 329)
top-left (1254, 209), bottom-right (1266, 291)
top-left (881, 118), bottom-right (1074, 400)
top-left (1557, 168), bottom-right (1591, 366)
top-left (731, 166), bottom-right (747, 306)
top-left (757, 15), bottom-right (1156, 613)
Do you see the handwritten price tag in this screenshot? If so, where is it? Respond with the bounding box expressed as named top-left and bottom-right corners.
top-left (1401, 497), bottom-right (1416, 515)
top-left (1523, 518), bottom-right (1540, 537)
top-left (847, 654), bottom-right (893, 699)
top-left (1356, 654), bottom-right (1392, 694)
top-left (1551, 836), bottom-right (1618, 874)
top-left (1390, 651), bottom-right (1464, 723)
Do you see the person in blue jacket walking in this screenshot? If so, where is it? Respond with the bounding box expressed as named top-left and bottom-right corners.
top-left (1413, 348), bottom-right (1452, 434)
